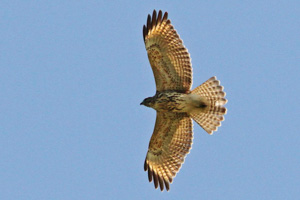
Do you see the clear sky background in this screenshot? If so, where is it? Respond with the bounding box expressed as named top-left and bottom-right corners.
top-left (1, 1), bottom-right (299, 199)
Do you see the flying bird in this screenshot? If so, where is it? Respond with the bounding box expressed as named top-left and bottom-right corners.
top-left (141, 10), bottom-right (227, 191)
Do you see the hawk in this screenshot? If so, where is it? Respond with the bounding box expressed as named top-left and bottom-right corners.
top-left (141, 10), bottom-right (227, 191)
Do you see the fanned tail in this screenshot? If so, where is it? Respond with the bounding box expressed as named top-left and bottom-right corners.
top-left (190, 76), bottom-right (227, 134)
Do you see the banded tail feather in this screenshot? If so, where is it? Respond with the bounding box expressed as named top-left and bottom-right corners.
top-left (190, 77), bottom-right (227, 134)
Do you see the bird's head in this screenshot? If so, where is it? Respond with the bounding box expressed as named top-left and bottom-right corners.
top-left (140, 97), bottom-right (154, 107)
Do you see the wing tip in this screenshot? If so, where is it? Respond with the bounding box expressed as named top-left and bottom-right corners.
top-left (144, 159), bottom-right (172, 192)
top-left (143, 9), bottom-right (169, 41)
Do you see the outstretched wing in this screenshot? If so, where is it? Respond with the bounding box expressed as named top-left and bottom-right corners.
top-left (144, 112), bottom-right (193, 191)
top-left (143, 10), bottom-right (192, 92)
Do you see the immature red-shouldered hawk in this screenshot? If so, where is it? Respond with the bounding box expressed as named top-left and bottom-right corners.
top-left (141, 10), bottom-right (227, 191)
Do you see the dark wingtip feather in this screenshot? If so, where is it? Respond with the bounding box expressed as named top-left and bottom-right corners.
top-left (153, 172), bottom-right (159, 189)
top-left (147, 14), bottom-right (152, 32)
top-left (162, 11), bottom-right (168, 21)
top-left (143, 25), bottom-right (147, 42)
top-left (158, 176), bottom-right (164, 191)
top-left (148, 167), bottom-right (153, 182)
top-left (152, 10), bottom-right (157, 28)
top-left (157, 10), bottom-right (162, 24)
top-left (144, 159), bottom-right (147, 171)
top-left (164, 179), bottom-right (170, 191)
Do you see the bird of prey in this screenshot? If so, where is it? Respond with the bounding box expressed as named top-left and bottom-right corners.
top-left (141, 10), bottom-right (227, 191)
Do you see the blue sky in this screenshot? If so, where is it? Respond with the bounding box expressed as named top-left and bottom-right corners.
top-left (1, 1), bottom-right (299, 199)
